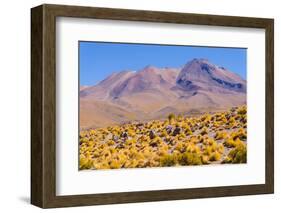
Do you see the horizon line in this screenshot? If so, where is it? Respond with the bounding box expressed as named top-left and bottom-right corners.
top-left (80, 58), bottom-right (246, 86)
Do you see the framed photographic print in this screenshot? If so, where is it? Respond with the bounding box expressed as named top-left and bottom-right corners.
top-left (31, 4), bottom-right (274, 208)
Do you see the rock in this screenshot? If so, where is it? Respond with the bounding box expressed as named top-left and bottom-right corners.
top-left (166, 125), bottom-right (173, 134)
top-left (226, 114), bottom-right (231, 120)
top-left (136, 123), bottom-right (144, 128)
top-left (116, 143), bottom-right (125, 149)
top-left (241, 117), bottom-right (246, 123)
top-left (172, 127), bottom-right (182, 136)
top-left (230, 107), bottom-right (238, 112)
top-left (149, 141), bottom-right (158, 147)
top-left (136, 143), bottom-right (142, 148)
top-left (149, 130), bottom-right (157, 139)
top-left (112, 135), bottom-right (119, 142)
top-left (120, 132), bottom-right (128, 138)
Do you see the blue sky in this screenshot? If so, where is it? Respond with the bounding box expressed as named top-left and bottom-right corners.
top-left (79, 41), bottom-right (247, 86)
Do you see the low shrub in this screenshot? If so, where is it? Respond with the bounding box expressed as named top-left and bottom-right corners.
top-left (209, 151), bottom-right (221, 161)
top-left (160, 154), bottom-right (177, 167)
top-left (228, 144), bottom-right (247, 163)
top-left (178, 152), bottom-right (202, 165)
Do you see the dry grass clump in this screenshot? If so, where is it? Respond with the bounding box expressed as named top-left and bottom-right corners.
top-left (215, 131), bottom-right (228, 140)
top-left (223, 144), bottom-right (247, 164)
top-left (79, 105), bottom-right (247, 170)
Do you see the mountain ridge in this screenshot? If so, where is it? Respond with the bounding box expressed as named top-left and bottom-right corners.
top-left (80, 58), bottom-right (246, 129)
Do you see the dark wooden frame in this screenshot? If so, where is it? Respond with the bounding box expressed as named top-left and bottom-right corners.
top-left (31, 4), bottom-right (274, 208)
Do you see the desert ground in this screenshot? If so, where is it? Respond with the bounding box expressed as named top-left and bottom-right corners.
top-left (79, 105), bottom-right (247, 170)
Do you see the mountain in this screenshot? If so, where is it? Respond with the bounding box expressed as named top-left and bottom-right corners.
top-left (80, 66), bottom-right (180, 100)
top-left (176, 58), bottom-right (246, 93)
top-left (80, 85), bottom-right (89, 91)
top-left (80, 59), bottom-right (246, 129)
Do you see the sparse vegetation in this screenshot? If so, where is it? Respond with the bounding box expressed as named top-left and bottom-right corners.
top-left (79, 105), bottom-right (247, 170)
top-left (168, 113), bottom-right (176, 124)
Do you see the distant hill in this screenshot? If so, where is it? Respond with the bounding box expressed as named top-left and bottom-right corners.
top-left (80, 85), bottom-right (89, 91)
top-left (80, 58), bottom-right (246, 129)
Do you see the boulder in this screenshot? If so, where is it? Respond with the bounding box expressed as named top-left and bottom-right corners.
top-left (120, 132), bottom-right (128, 138)
top-left (149, 130), bottom-right (157, 139)
top-left (165, 125), bottom-right (173, 134)
top-left (172, 127), bottom-right (182, 136)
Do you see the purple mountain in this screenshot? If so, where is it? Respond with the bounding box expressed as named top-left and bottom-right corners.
top-left (80, 59), bottom-right (246, 129)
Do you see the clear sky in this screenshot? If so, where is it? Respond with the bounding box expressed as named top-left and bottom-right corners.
top-left (79, 41), bottom-right (247, 86)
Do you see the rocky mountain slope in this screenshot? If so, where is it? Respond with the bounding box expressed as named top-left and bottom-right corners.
top-left (80, 58), bottom-right (246, 129)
